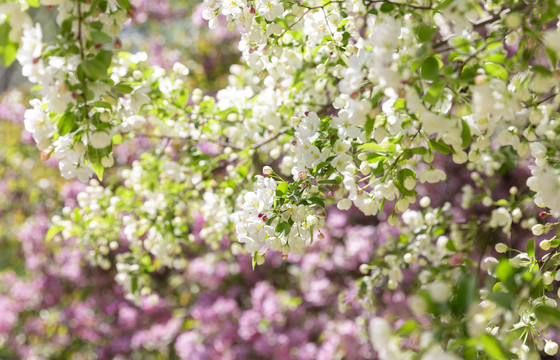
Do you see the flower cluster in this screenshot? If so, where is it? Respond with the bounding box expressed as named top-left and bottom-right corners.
top-left (3, 0), bottom-right (560, 358)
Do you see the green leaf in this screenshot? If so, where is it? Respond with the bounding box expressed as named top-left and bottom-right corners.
top-left (88, 146), bottom-right (110, 181)
top-left (451, 37), bottom-right (471, 52)
top-left (494, 199), bottom-right (509, 207)
top-left (252, 251), bottom-right (258, 270)
top-left (379, 2), bottom-right (395, 12)
top-left (116, 0), bottom-right (131, 10)
top-left (433, 0), bottom-right (454, 11)
top-left (79, 59), bottom-right (110, 80)
top-left (463, 347), bottom-right (477, 360)
top-left (461, 120), bottom-right (471, 148)
top-left (421, 56), bottom-right (439, 81)
top-left (379, 197), bottom-right (386, 215)
top-left (359, 143), bottom-right (384, 152)
top-left (497, 156), bottom-right (516, 176)
top-left (79, 49), bottom-right (113, 80)
top-left (112, 133), bottom-right (123, 145)
top-left (365, 115), bottom-right (375, 140)
top-left (341, 32), bottom-right (351, 46)
top-left (46, 225), bottom-right (65, 243)
top-left (546, 47), bottom-right (558, 69)
top-left (451, 273), bottom-right (478, 315)
top-left (416, 24), bottom-right (437, 43)
top-left (26, 0), bottom-right (41, 6)
top-left (131, 276), bottom-right (138, 293)
top-left (409, 147), bottom-right (427, 155)
top-left (486, 53), bottom-right (507, 63)
top-left (237, 160), bottom-right (250, 178)
top-left (359, 142), bottom-right (394, 152)
top-left (276, 181), bottom-right (288, 196)
top-left (423, 82), bottom-right (445, 105)
top-left (526, 238), bottom-right (535, 258)
top-left (484, 63), bottom-right (508, 81)
top-left (396, 168), bottom-right (415, 184)
top-left (61, 19), bottom-right (72, 36)
top-left (393, 98), bottom-right (406, 110)
top-left (176, 90), bottom-right (189, 107)
top-left (318, 179), bottom-right (341, 185)
top-left (428, 139), bottom-right (452, 155)
top-left (460, 65), bottom-right (478, 82)
top-left (396, 320), bottom-right (419, 335)
top-left (531, 65), bottom-right (552, 76)
top-left (0, 21), bottom-right (18, 66)
top-left (490, 291), bottom-right (514, 310)
top-left (495, 258), bottom-right (515, 283)
top-left (57, 111), bottom-right (78, 136)
top-left (114, 83), bottom-right (133, 94)
top-left (92, 161), bottom-right (104, 181)
top-left (88, 20), bottom-right (103, 31)
top-left (92, 101), bottom-right (113, 109)
top-left (96, 49), bottom-right (113, 69)
top-left (534, 305), bottom-right (560, 326)
top-left (307, 196), bottom-right (325, 209)
top-left (481, 334), bottom-right (508, 360)
top-left (90, 31), bottom-right (112, 44)
top-left (275, 222), bottom-right (291, 237)
top-left (1, 41), bottom-right (17, 66)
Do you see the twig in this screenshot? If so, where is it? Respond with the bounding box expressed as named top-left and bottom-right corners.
top-left (134, 128), bottom-right (288, 152)
top-left (252, 129), bottom-right (289, 150)
top-left (432, 3), bottom-right (528, 50)
top-left (76, 0), bottom-right (90, 122)
top-left (367, 0), bottom-right (433, 10)
top-left (526, 93), bottom-right (557, 108)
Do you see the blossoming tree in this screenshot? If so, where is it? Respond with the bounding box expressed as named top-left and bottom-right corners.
top-left (2, 0), bottom-right (560, 358)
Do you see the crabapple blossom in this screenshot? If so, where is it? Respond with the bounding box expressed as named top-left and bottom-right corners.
top-left (5, 0), bottom-right (560, 358)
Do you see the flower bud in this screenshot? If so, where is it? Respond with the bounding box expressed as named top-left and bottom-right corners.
top-left (396, 198), bottom-right (409, 213)
top-left (101, 155), bottom-right (114, 167)
top-left (495, 243), bottom-right (508, 253)
top-left (419, 196), bottom-right (431, 208)
top-left (306, 215), bottom-right (318, 227)
top-left (482, 257), bottom-right (498, 272)
top-left (423, 151), bottom-right (434, 163)
top-left (544, 271), bottom-right (554, 285)
top-left (404, 177), bottom-right (416, 190)
top-left (408, 295), bottom-right (427, 314)
top-left (428, 281), bottom-right (451, 303)
top-left (545, 341), bottom-right (558, 356)
top-left (403, 253), bottom-right (413, 263)
top-left (532, 224), bottom-right (544, 236)
top-left (482, 196), bottom-right (493, 207)
top-left (100, 112), bottom-right (111, 123)
top-left (89, 131), bottom-right (112, 149)
top-left (504, 13), bottom-right (522, 29)
top-left (540, 239), bottom-right (551, 251)
top-left (359, 264), bottom-right (370, 274)
top-left (337, 198), bottom-right (351, 210)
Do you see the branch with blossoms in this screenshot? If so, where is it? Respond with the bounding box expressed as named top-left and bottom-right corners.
top-left (4, 0), bottom-right (560, 358)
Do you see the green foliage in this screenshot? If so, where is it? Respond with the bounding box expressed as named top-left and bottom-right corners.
top-left (0, 21), bottom-right (18, 66)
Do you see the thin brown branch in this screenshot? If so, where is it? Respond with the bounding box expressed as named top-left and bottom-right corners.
top-left (367, 0), bottom-right (433, 10)
top-left (76, 0), bottom-right (90, 121)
